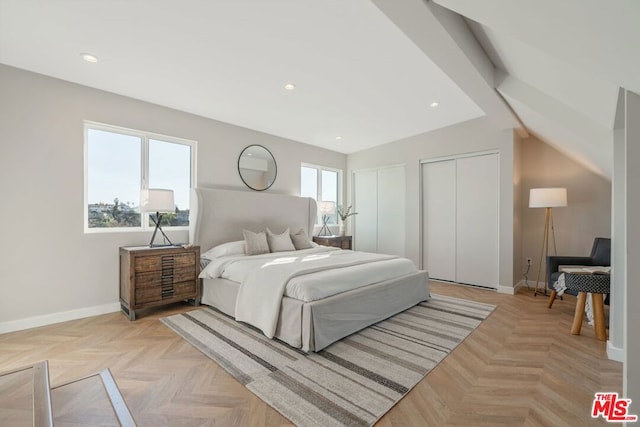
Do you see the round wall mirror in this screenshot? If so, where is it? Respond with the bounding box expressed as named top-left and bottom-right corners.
top-left (238, 145), bottom-right (277, 191)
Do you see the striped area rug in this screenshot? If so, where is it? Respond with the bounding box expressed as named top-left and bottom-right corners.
top-left (161, 294), bottom-right (495, 426)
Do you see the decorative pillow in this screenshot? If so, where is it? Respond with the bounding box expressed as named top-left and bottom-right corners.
top-left (266, 227), bottom-right (296, 252)
top-left (201, 240), bottom-right (246, 261)
top-left (290, 228), bottom-right (314, 250)
top-left (243, 229), bottom-right (270, 255)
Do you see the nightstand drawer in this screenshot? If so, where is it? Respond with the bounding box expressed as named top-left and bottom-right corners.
top-left (175, 281), bottom-right (196, 296)
top-left (134, 266), bottom-right (196, 287)
top-left (135, 287), bottom-right (162, 304)
top-left (134, 253), bottom-right (196, 272)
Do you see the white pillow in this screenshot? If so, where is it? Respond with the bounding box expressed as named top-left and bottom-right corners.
top-left (266, 227), bottom-right (296, 252)
top-left (243, 229), bottom-right (270, 255)
top-left (201, 240), bottom-right (246, 260)
top-left (290, 228), bottom-right (314, 250)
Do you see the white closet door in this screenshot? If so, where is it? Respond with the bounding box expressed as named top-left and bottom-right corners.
top-left (456, 154), bottom-right (499, 288)
top-left (377, 165), bottom-right (405, 256)
top-left (353, 169), bottom-right (378, 252)
top-left (422, 160), bottom-right (456, 281)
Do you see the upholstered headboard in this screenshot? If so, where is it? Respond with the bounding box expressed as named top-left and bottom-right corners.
top-left (189, 187), bottom-right (317, 252)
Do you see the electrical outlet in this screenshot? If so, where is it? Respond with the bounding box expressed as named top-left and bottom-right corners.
top-left (526, 257), bottom-right (533, 265)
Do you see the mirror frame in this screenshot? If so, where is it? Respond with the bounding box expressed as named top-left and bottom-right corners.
top-left (237, 144), bottom-right (278, 191)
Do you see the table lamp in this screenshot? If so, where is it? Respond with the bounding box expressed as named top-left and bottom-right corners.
top-left (140, 188), bottom-right (175, 247)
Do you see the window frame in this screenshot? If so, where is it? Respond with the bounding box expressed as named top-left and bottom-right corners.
top-left (83, 121), bottom-right (197, 234)
top-left (300, 162), bottom-right (343, 224)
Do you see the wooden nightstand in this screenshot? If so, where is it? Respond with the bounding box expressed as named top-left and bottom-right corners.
top-left (119, 245), bottom-right (200, 320)
top-left (312, 235), bottom-right (352, 250)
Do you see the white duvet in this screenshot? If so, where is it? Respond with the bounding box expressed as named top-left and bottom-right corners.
top-left (199, 246), bottom-right (418, 338)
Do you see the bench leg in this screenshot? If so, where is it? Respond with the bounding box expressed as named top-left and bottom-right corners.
top-left (571, 292), bottom-right (587, 335)
top-left (547, 290), bottom-right (557, 308)
top-left (593, 293), bottom-right (607, 341)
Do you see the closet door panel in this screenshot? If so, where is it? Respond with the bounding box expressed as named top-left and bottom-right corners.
top-left (421, 160), bottom-right (456, 281)
top-left (456, 154), bottom-right (499, 288)
top-left (377, 166), bottom-right (405, 256)
top-left (353, 170), bottom-right (378, 252)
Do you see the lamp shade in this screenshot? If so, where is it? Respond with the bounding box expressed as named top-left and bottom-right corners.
top-left (529, 188), bottom-right (567, 208)
top-left (318, 201), bottom-right (336, 215)
top-left (140, 189), bottom-right (175, 213)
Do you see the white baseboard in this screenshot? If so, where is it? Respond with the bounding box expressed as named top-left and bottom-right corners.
top-left (497, 284), bottom-right (516, 295)
top-left (0, 302), bottom-right (121, 334)
top-left (607, 341), bottom-right (624, 363)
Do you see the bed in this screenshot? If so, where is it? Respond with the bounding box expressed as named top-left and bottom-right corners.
top-left (189, 187), bottom-right (429, 352)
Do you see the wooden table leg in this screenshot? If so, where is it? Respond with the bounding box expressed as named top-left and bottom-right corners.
top-left (592, 293), bottom-right (607, 341)
top-left (547, 290), bottom-right (557, 308)
top-left (571, 292), bottom-right (587, 335)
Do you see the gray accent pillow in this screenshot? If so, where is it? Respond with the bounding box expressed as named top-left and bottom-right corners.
top-left (242, 229), bottom-right (270, 255)
top-left (290, 228), bottom-right (313, 250)
top-left (266, 227), bottom-right (296, 252)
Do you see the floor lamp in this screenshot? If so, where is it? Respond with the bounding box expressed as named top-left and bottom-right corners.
top-left (529, 188), bottom-right (567, 296)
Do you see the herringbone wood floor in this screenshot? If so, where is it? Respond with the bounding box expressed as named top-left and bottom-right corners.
top-left (0, 282), bottom-right (622, 426)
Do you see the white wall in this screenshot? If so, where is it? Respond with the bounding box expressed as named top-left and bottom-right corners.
top-left (609, 89), bottom-right (626, 362)
top-left (624, 89), bottom-right (640, 408)
top-left (347, 117), bottom-right (517, 291)
top-left (0, 64), bottom-right (345, 330)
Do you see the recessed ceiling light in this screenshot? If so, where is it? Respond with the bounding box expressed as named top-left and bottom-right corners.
top-left (81, 53), bottom-right (98, 63)
top-left (284, 83), bottom-right (296, 91)
top-left (430, 101), bottom-right (439, 108)
top-left (335, 136), bottom-right (343, 140)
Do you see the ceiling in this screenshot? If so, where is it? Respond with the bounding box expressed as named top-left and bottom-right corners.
top-left (1, 0), bottom-right (637, 177)
top-left (0, 0), bottom-right (486, 154)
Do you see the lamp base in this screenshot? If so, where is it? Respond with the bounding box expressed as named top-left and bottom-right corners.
top-left (149, 212), bottom-right (174, 247)
top-left (318, 215), bottom-right (332, 237)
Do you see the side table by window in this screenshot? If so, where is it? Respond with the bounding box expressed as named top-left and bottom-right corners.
top-left (119, 245), bottom-right (200, 320)
top-left (312, 235), bottom-right (352, 250)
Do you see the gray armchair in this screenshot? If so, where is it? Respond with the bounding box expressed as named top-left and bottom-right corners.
top-left (546, 237), bottom-right (611, 308)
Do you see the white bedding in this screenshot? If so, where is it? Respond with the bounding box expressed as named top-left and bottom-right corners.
top-left (199, 246), bottom-right (419, 338)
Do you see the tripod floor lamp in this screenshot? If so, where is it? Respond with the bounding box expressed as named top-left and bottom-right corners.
top-left (529, 187), bottom-right (567, 296)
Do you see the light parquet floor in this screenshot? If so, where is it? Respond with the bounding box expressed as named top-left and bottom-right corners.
top-left (0, 282), bottom-right (622, 426)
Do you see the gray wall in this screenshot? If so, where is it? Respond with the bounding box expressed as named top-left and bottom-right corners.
top-left (0, 64), bottom-right (345, 328)
top-left (520, 136), bottom-right (612, 285)
top-left (347, 117), bottom-right (518, 291)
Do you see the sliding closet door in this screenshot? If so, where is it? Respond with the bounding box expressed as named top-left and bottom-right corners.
top-left (422, 153), bottom-right (499, 288)
top-left (353, 169), bottom-right (378, 252)
top-left (421, 160), bottom-right (456, 281)
top-left (377, 166), bottom-right (405, 256)
top-left (456, 154), bottom-right (499, 287)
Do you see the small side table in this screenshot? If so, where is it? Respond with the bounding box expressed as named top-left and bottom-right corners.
top-left (312, 235), bottom-right (352, 250)
top-left (119, 245), bottom-right (200, 320)
top-left (564, 273), bottom-right (610, 341)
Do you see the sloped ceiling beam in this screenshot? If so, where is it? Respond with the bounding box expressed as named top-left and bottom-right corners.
top-left (433, 0), bottom-right (640, 94)
top-left (372, 0), bottom-right (527, 136)
top-left (497, 71), bottom-right (613, 178)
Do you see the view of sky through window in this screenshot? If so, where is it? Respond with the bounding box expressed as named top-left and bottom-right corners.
top-left (86, 126), bottom-right (194, 229)
top-left (87, 129), bottom-right (141, 207)
top-left (149, 139), bottom-right (192, 210)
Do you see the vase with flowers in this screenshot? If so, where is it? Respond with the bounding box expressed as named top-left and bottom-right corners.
top-left (336, 205), bottom-right (357, 236)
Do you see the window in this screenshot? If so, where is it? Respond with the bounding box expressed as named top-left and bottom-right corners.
top-left (300, 163), bottom-right (342, 224)
top-left (84, 122), bottom-right (196, 232)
